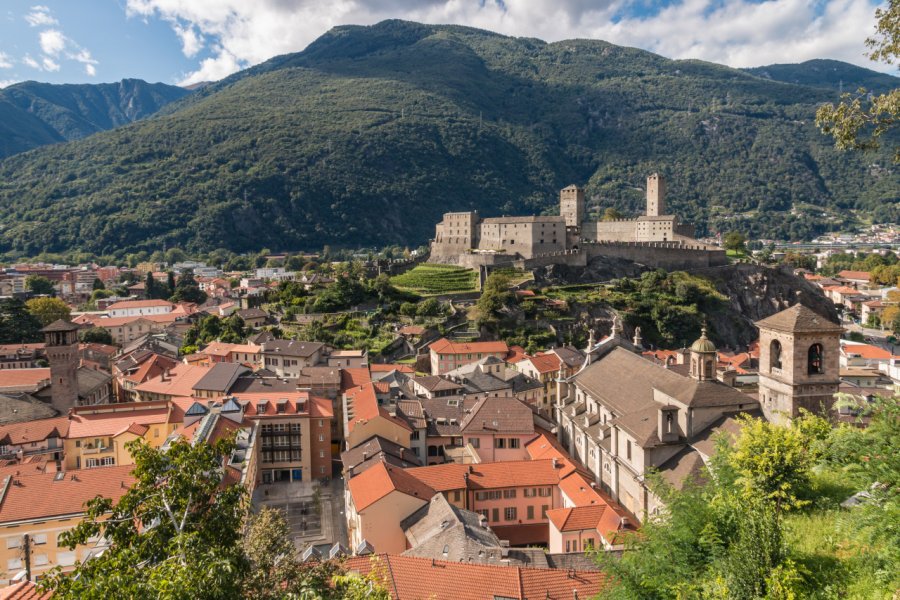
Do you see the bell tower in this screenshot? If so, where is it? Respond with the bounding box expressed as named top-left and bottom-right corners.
top-left (43, 319), bottom-right (80, 414)
top-left (689, 327), bottom-right (717, 381)
top-left (755, 305), bottom-right (842, 425)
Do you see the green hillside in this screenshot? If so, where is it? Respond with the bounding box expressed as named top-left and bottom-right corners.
top-left (0, 78), bottom-right (190, 158)
top-left (744, 59), bottom-right (899, 94)
top-left (0, 20), bottom-right (896, 259)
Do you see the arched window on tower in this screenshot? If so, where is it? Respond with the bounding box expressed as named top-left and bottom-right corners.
top-left (808, 343), bottom-right (824, 375)
top-left (770, 340), bottom-right (782, 371)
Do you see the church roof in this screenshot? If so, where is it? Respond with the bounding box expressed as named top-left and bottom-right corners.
top-left (41, 319), bottom-right (78, 332)
top-left (755, 304), bottom-right (843, 334)
top-left (690, 328), bottom-right (717, 353)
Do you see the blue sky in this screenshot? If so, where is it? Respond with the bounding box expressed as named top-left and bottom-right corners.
top-left (0, 0), bottom-right (890, 88)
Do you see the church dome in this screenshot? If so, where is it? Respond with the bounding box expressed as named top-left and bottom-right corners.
top-left (690, 328), bottom-right (717, 353)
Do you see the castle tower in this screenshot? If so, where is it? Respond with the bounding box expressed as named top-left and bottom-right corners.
top-left (43, 320), bottom-right (80, 414)
top-left (755, 305), bottom-right (842, 425)
top-left (559, 185), bottom-right (585, 229)
top-left (689, 327), bottom-right (717, 381)
top-left (646, 173), bottom-right (666, 217)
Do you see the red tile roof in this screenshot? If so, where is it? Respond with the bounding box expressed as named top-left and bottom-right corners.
top-left (347, 461), bottom-right (434, 510)
top-left (429, 338), bottom-right (509, 356)
top-left (558, 472), bottom-right (604, 506)
top-left (341, 368), bottom-right (372, 392)
top-left (842, 343), bottom-right (893, 360)
top-left (0, 368), bottom-right (50, 390)
top-left (0, 581), bottom-right (52, 600)
top-left (546, 504), bottom-right (607, 532)
top-left (524, 352), bottom-right (561, 374)
top-left (406, 459), bottom-right (563, 492)
top-left (67, 401), bottom-right (172, 439)
top-left (345, 383), bottom-right (411, 433)
top-left (345, 554), bottom-right (607, 600)
top-left (0, 417), bottom-right (69, 446)
top-left (134, 364), bottom-right (212, 397)
top-left (0, 465), bottom-right (134, 524)
top-left (837, 270), bottom-right (871, 281)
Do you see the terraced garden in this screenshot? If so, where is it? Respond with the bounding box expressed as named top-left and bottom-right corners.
top-left (391, 264), bottom-right (478, 295)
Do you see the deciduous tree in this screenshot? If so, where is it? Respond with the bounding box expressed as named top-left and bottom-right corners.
top-left (25, 297), bottom-right (71, 326)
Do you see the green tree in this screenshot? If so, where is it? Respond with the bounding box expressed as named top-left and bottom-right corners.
top-left (0, 298), bottom-right (42, 343)
top-left (817, 0), bottom-right (899, 162)
top-left (79, 326), bottom-right (113, 345)
top-left (730, 416), bottom-right (813, 512)
top-left (41, 437), bottom-right (248, 599)
top-left (92, 277), bottom-right (105, 291)
top-left (25, 275), bottom-right (55, 296)
top-left (476, 272), bottom-right (511, 325)
top-left (602, 207), bottom-right (624, 221)
top-left (25, 296), bottom-right (71, 326)
top-left (170, 271), bottom-right (207, 304)
top-left (723, 231), bottom-right (747, 252)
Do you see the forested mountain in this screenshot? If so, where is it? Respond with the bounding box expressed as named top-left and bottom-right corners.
top-left (0, 20), bottom-right (896, 259)
top-left (744, 59), bottom-right (899, 94)
top-left (0, 79), bottom-right (190, 158)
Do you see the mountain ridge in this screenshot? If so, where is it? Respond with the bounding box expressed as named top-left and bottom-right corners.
top-left (0, 78), bottom-right (190, 158)
top-left (0, 20), bottom-right (895, 259)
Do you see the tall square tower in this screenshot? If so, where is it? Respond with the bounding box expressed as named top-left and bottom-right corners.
top-left (646, 173), bottom-right (666, 217)
top-left (559, 185), bottom-right (585, 229)
top-left (755, 305), bottom-right (842, 425)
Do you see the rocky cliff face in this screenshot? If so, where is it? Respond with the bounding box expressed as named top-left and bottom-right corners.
top-left (675, 263), bottom-right (838, 348)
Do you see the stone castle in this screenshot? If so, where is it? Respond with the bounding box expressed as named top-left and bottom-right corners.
top-left (431, 174), bottom-right (726, 271)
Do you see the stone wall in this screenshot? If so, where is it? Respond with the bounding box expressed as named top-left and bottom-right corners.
top-left (582, 241), bottom-right (727, 270)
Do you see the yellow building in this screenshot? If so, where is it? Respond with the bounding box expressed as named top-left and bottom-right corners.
top-left (63, 401), bottom-right (180, 470)
top-left (0, 465), bottom-right (133, 584)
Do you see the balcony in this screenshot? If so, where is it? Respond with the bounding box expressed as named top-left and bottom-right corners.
top-left (82, 445), bottom-right (113, 455)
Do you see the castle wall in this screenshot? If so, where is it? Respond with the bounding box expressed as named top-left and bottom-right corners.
top-left (635, 217), bottom-right (677, 242)
top-left (583, 220), bottom-right (638, 243)
top-left (583, 242), bottom-right (727, 270)
top-left (432, 211), bottom-right (477, 259)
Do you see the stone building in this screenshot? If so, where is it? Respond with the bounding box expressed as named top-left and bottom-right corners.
top-left (431, 174), bottom-right (715, 270)
top-left (756, 304), bottom-right (843, 425)
top-left (43, 320), bottom-right (80, 414)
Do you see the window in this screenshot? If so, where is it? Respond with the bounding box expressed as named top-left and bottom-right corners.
top-left (494, 438), bottom-right (506, 449)
top-left (57, 551), bottom-right (76, 567)
top-left (411, 430), bottom-right (420, 441)
top-left (808, 343), bottom-right (824, 374)
top-left (318, 419), bottom-right (325, 427)
top-left (524, 488), bottom-right (535, 498)
top-left (509, 438), bottom-right (520, 449)
top-left (453, 490), bottom-right (461, 502)
top-left (318, 434), bottom-right (324, 442)
top-left (626, 440), bottom-right (632, 461)
top-left (101, 457), bottom-right (115, 466)
top-left (527, 505), bottom-right (534, 520)
top-left (503, 489), bottom-right (517, 499)
top-left (6, 537), bottom-right (20, 549)
top-left (32, 533), bottom-right (47, 545)
top-left (770, 339), bottom-right (782, 371)
top-left (538, 487), bottom-right (552, 497)
top-left (504, 507), bottom-right (517, 521)
top-left (541, 504), bottom-right (549, 518)
top-left (468, 437), bottom-right (480, 448)
top-left (492, 508), bottom-right (500, 522)
top-left (319, 451), bottom-right (325, 458)
top-left (33, 554), bottom-right (48, 566)
top-left (7, 558), bottom-right (22, 571)
top-left (566, 540), bottom-right (571, 553)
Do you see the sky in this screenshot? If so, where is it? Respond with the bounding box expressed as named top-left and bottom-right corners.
top-left (0, 0), bottom-right (891, 89)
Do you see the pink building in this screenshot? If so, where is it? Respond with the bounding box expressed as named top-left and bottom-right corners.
top-left (459, 396), bottom-right (537, 462)
top-left (546, 503), bottom-right (633, 553)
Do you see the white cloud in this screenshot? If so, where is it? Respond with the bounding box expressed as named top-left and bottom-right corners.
top-left (173, 21), bottom-right (203, 57)
top-left (39, 28), bottom-right (66, 56)
top-left (126, 0), bottom-right (891, 85)
top-left (0, 79), bottom-right (21, 88)
top-left (41, 56), bottom-right (59, 71)
top-left (22, 54), bottom-right (40, 69)
top-left (0, 52), bottom-right (12, 69)
top-left (24, 5), bottom-right (57, 27)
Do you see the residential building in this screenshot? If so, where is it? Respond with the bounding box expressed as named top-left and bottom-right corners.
top-left (0, 417), bottom-right (68, 462)
top-left (260, 340), bottom-right (330, 378)
top-left (63, 401), bottom-right (180, 470)
top-left (0, 466), bottom-right (134, 584)
top-left (428, 339), bottom-right (509, 375)
top-left (106, 299), bottom-right (175, 318)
